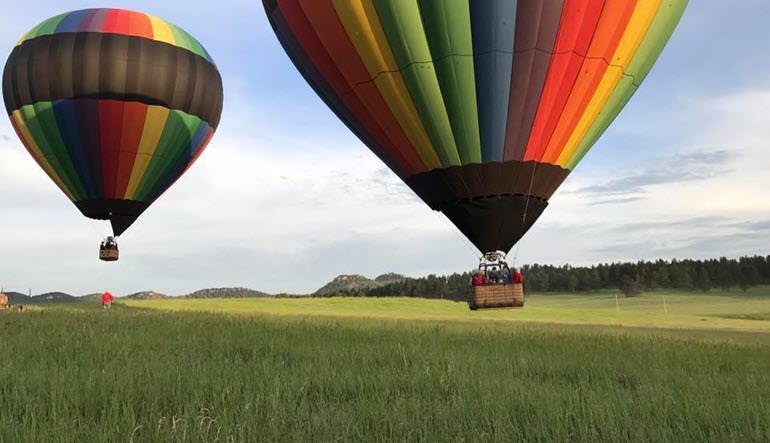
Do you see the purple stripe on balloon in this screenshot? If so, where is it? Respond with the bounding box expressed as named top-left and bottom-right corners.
top-left (77, 8), bottom-right (108, 33)
top-left (55, 9), bottom-right (92, 34)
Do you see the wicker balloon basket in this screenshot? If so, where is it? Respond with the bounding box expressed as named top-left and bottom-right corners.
top-left (468, 283), bottom-right (524, 310)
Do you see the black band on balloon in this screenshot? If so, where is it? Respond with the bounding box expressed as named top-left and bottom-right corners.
top-left (3, 32), bottom-right (223, 128)
top-left (405, 160), bottom-right (569, 210)
top-left (75, 199), bottom-right (150, 236)
top-left (440, 194), bottom-right (548, 254)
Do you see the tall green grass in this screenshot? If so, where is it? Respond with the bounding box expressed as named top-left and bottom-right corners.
top-left (0, 302), bottom-right (768, 442)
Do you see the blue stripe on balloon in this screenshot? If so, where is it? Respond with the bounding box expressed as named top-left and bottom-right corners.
top-left (52, 100), bottom-right (96, 198)
top-left (147, 121), bottom-right (209, 202)
top-left (54, 10), bottom-right (91, 34)
top-left (470, 0), bottom-right (517, 163)
top-left (74, 99), bottom-right (104, 197)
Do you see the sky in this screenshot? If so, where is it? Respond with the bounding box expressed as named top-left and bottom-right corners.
top-left (1, 1), bottom-right (768, 296)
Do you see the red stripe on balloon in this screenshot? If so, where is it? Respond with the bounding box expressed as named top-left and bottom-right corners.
top-left (540, 0), bottom-right (637, 164)
top-left (114, 102), bottom-right (148, 198)
top-left (523, 0), bottom-right (604, 162)
top-left (183, 127), bottom-right (215, 174)
top-left (98, 100), bottom-right (125, 198)
top-left (278, 0), bottom-right (420, 176)
top-left (102, 9), bottom-right (131, 34)
top-left (298, 0), bottom-right (427, 174)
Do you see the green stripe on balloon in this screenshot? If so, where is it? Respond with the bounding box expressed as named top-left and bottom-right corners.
top-left (141, 118), bottom-right (203, 200)
top-left (167, 23), bottom-right (208, 61)
top-left (418, 0), bottom-right (482, 165)
top-left (566, 0), bottom-right (688, 170)
top-left (373, 0), bottom-right (461, 167)
top-left (134, 110), bottom-right (200, 201)
top-left (20, 103), bottom-right (87, 200)
top-left (24, 13), bottom-right (67, 41)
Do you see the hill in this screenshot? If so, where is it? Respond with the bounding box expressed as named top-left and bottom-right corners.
top-left (32, 292), bottom-right (78, 303)
top-left (374, 273), bottom-right (407, 285)
top-left (123, 291), bottom-right (168, 300)
top-left (314, 273), bottom-right (407, 296)
top-left (185, 288), bottom-right (270, 299)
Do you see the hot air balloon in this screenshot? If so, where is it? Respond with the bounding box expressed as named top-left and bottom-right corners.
top-left (2, 8), bottom-right (224, 261)
top-left (263, 0), bottom-right (687, 256)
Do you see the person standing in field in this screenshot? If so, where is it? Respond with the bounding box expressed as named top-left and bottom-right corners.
top-left (101, 289), bottom-right (114, 310)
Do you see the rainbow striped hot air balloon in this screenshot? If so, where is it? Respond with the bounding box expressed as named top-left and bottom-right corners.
top-left (2, 8), bottom-right (223, 248)
top-left (263, 0), bottom-right (687, 254)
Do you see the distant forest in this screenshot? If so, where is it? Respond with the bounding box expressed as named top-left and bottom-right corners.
top-left (329, 256), bottom-right (770, 301)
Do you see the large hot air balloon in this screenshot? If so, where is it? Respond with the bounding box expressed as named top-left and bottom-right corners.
top-left (2, 8), bottom-right (223, 260)
top-left (263, 0), bottom-right (687, 255)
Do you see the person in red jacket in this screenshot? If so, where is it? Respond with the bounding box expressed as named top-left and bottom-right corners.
top-left (471, 270), bottom-right (484, 286)
top-left (512, 268), bottom-right (523, 284)
top-left (101, 289), bottom-right (114, 310)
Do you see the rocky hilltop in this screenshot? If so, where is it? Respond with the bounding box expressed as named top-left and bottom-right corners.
top-left (314, 273), bottom-right (407, 296)
top-left (184, 287), bottom-right (271, 299)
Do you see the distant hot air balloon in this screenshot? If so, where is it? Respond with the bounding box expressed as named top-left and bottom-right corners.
top-left (263, 0), bottom-right (687, 256)
top-left (2, 8), bottom-right (224, 261)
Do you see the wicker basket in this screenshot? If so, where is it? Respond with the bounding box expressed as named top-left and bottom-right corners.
top-left (99, 248), bottom-right (119, 261)
top-left (468, 283), bottom-right (524, 310)
top-left (0, 293), bottom-right (7, 307)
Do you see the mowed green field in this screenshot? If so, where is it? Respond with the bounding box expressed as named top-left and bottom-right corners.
top-left (1, 289), bottom-right (768, 442)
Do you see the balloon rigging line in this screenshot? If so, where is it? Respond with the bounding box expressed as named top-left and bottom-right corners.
top-left (512, 162), bottom-right (539, 267)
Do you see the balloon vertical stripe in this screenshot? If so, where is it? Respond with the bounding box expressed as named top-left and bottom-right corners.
top-left (265, 0), bottom-right (687, 253)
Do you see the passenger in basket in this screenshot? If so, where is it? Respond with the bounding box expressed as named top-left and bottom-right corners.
top-left (513, 268), bottom-right (523, 284)
top-left (471, 270), bottom-right (484, 286)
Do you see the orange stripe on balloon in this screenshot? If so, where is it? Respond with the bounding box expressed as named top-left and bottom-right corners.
top-left (523, 0), bottom-right (605, 162)
top-left (114, 102), bottom-right (149, 198)
top-left (540, 0), bottom-right (637, 164)
top-left (298, 0), bottom-right (427, 174)
top-left (126, 10), bottom-right (153, 39)
top-left (278, 0), bottom-right (420, 176)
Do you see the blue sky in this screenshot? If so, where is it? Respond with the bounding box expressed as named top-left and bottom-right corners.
top-left (1, 1), bottom-right (768, 296)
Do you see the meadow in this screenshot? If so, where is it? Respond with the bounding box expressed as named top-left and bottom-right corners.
top-left (1, 289), bottom-right (768, 442)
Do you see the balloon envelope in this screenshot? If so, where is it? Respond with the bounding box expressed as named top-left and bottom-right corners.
top-left (263, 0), bottom-right (687, 253)
top-left (2, 8), bottom-right (224, 236)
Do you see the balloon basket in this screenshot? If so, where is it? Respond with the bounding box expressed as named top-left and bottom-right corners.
top-left (99, 242), bottom-right (119, 262)
top-left (468, 283), bottom-right (524, 310)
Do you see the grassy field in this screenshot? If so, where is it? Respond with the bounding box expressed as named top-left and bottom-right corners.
top-left (1, 289), bottom-right (768, 442)
top-left (127, 286), bottom-right (770, 333)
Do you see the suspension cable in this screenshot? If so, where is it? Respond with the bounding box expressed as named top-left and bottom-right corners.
top-left (511, 162), bottom-right (539, 267)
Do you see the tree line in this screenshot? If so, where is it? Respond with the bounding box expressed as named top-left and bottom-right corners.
top-left (325, 256), bottom-right (770, 300)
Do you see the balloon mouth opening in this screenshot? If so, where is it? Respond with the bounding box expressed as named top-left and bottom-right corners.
top-left (75, 199), bottom-right (150, 236)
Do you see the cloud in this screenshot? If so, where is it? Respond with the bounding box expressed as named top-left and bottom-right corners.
top-left (588, 196), bottom-right (644, 206)
top-left (572, 149), bottom-right (735, 198)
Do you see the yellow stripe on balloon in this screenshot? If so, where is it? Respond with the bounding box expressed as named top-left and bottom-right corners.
top-left (147, 14), bottom-right (176, 45)
top-left (124, 106), bottom-right (170, 199)
top-left (11, 110), bottom-right (75, 201)
top-left (332, 0), bottom-right (441, 170)
top-left (556, 0), bottom-right (661, 166)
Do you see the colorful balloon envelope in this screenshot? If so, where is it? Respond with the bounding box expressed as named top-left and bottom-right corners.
top-left (2, 8), bottom-right (224, 237)
top-left (263, 0), bottom-right (687, 254)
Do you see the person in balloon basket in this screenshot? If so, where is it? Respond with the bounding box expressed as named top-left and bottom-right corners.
top-left (512, 268), bottom-right (524, 284)
top-left (101, 290), bottom-right (114, 310)
top-left (471, 270), bottom-right (485, 286)
top-left (498, 266), bottom-right (511, 284)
